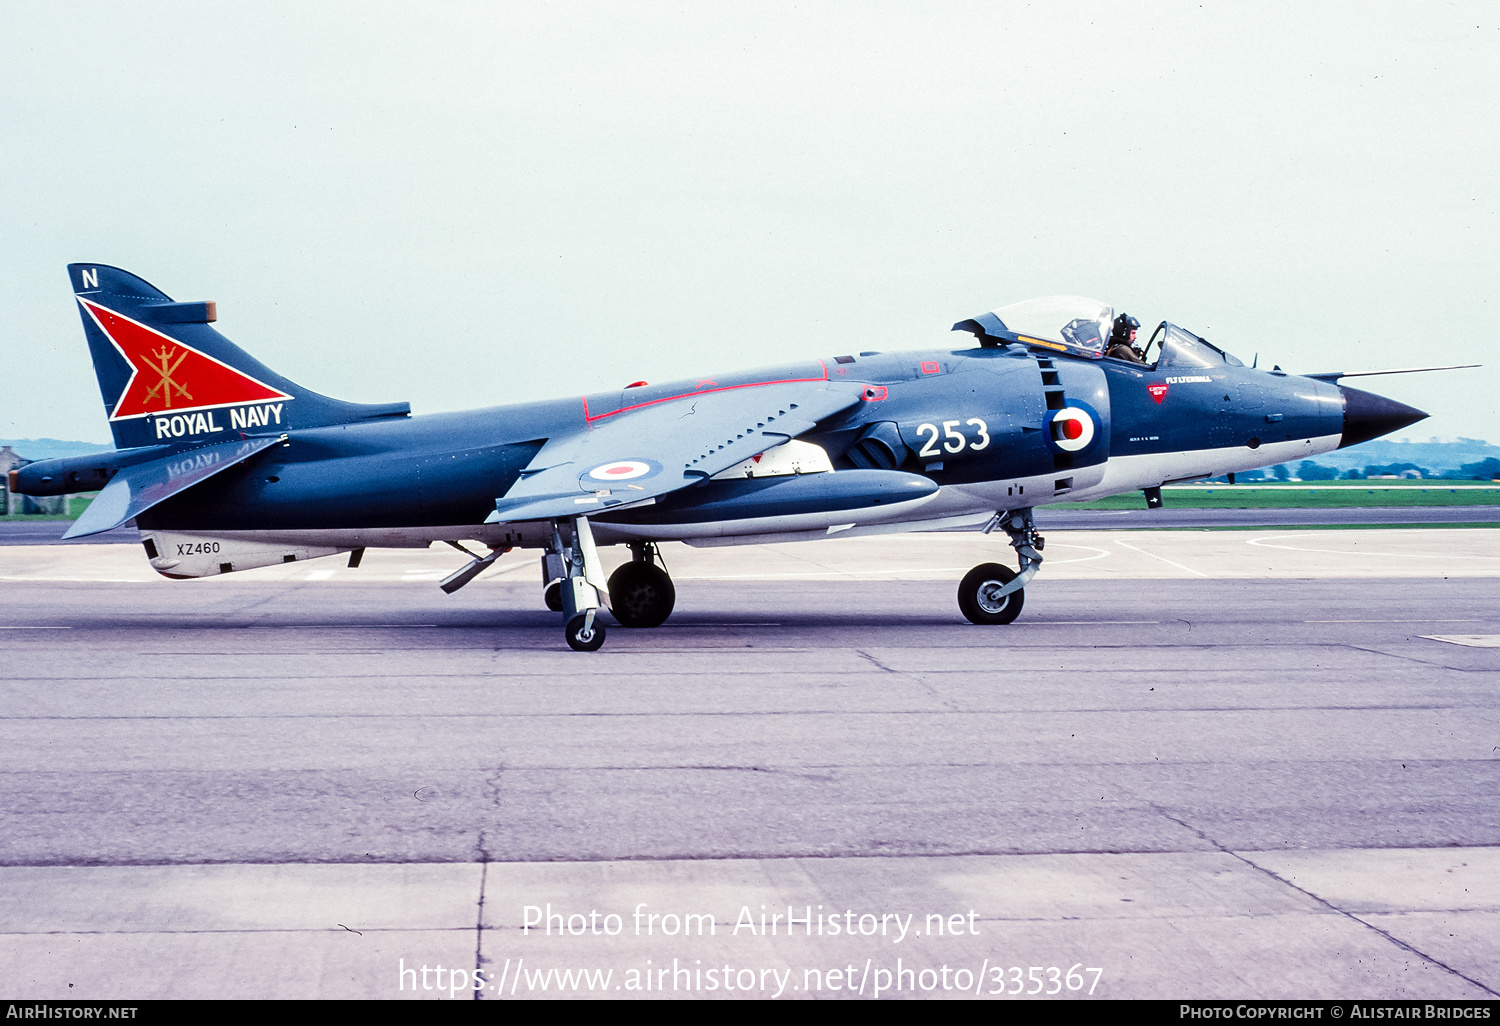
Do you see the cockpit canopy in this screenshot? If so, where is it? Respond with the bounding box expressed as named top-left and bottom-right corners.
top-left (954, 295), bottom-right (1113, 358)
top-left (954, 296), bottom-right (1245, 368)
top-left (1144, 322), bottom-right (1245, 369)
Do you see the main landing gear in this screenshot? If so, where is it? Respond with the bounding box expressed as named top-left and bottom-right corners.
top-left (543, 580), bottom-right (564, 612)
top-left (542, 539), bottom-right (678, 643)
top-left (546, 517), bottom-right (611, 651)
top-left (540, 525), bottom-right (681, 650)
top-left (607, 542), bottom-right (676, 628)
top-left (958, 507), bottom-right (1044, 626)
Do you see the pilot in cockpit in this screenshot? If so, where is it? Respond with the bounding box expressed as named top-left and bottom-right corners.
top-left (1107, 313), bottom-right (1144, 363)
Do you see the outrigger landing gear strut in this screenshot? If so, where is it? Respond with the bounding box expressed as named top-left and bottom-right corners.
top-left (438, 541), bottom-right (509, 594)
top-left (551, 516), bottom-right (612, 651)
top-left (957, 507), bottom-right (1045, 625)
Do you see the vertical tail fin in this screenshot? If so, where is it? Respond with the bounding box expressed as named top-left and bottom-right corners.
top-left (68, 264), bottom-right (409, 450)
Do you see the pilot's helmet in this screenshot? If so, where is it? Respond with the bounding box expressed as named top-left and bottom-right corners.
top-left (1111, 313), bottom-right (1140, 344)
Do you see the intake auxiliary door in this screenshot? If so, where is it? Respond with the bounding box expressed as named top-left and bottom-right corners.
top-left (885, 354), bottom-right (1052, 485)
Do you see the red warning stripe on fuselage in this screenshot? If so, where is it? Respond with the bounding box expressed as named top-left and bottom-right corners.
top-left (579, 362), bottom-right (831, 424)
top-left (80, 299), bottom-right (291, 420)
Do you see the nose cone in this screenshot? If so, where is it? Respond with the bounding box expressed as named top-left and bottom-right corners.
top-left (1337, 384), bottom-right (1428, 449)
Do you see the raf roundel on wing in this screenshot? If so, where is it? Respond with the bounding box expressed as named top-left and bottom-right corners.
top-left (585, 459), bottom-right (662, 483)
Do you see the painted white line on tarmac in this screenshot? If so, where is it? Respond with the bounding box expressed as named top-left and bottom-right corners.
top-left (671, 623), bottom-right (783, 627)
top-left (0, 577), bottom-right (153, 582)
top-left (678, 545), bottom-right (1108, 579)
top-left (1308, 619), bottom-right (1482, 623)
top-left (235, 624), bottom-right (442, 630)
top-left (679, 567), bottom-right (972, 579)
top-left (1248, 533), bottom-right (1500, 560)
top-left (1422, 635), bottom-right (1500, 648)
top-left (1112, 540), bottom-right (1207, 577)
top-left (1043, 544), bottom-right (1112, 565)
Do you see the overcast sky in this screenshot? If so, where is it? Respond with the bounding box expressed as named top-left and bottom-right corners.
top-left (2, 1), bottom-right (1495, 446)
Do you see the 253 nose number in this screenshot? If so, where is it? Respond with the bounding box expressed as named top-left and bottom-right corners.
top-left (914, 419), bottom-right (990, 458)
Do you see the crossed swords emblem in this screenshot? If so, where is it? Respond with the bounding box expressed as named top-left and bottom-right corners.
top-left (141, 345), bottom-right (193, 409)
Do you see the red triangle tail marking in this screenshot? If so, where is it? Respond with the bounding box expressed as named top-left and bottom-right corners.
top-left (82, 300), bottom-right (290, 419)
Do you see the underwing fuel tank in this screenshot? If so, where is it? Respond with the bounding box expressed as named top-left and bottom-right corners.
top-left (597, 468), bottom-right (938, 538)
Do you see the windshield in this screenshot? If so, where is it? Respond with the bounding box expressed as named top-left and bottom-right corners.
top-left (990, 296), bottom-right (1112, 357)
top-left (1146, 323), bottom-right (1244, 369)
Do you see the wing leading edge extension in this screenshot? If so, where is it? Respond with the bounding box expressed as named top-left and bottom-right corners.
top-left (63, 436), bottom-right (282, 539)
top-left (487, 379), bottom-right (862, 524)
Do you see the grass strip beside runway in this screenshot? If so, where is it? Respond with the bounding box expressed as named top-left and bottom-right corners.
top-left (1060, 482), bottom-right (1500, 510)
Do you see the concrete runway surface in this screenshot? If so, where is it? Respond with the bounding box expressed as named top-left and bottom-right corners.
top-left (2, 531), bottom-right (1499, 1000)
top-left (5, 502), bottom-right (1500, 546)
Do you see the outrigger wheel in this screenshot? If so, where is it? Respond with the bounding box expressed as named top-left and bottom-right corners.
top-left (607, 560), bottom-right (676, 628)
top-left (544, 580), bottom-right (563, 612)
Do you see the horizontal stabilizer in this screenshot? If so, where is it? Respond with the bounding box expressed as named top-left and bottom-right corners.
top-left (63, 436), bottom-right (282, 539)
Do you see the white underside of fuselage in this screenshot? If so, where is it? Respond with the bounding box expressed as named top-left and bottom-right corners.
top-left (139, 433), bottom-right (1341, 577)
top-left (1066, 432), bottom-right (1342, 502)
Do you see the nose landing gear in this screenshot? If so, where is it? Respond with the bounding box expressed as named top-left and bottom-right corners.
top-left (959, 507), bottom-right (1044, 625)
top-left (958, 563), bottom-right (1024, 624)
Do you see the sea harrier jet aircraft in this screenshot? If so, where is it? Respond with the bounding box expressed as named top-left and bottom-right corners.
top-left (12, 265), bottom-right (1441, 649)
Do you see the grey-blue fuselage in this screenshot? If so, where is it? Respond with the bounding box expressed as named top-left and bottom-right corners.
top-left (12, 265), bottom-right (1431, 627)
top-left (119, 343), bottom-right (1345, 546)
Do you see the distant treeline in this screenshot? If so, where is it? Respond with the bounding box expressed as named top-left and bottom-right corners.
top-left (1304, 437), bottom-right (1500, 475)
top-left (1228, 457), bottom-right (1500, 482)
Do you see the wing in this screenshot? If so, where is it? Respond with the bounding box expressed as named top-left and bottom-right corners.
top-left (487, 378), bottom-right (861, 523)
top-left (63, 435), bottom-right (282, 539)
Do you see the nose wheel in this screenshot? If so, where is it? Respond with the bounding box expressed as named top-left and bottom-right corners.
top-left (958, 563), bottom-right (1025, 624)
